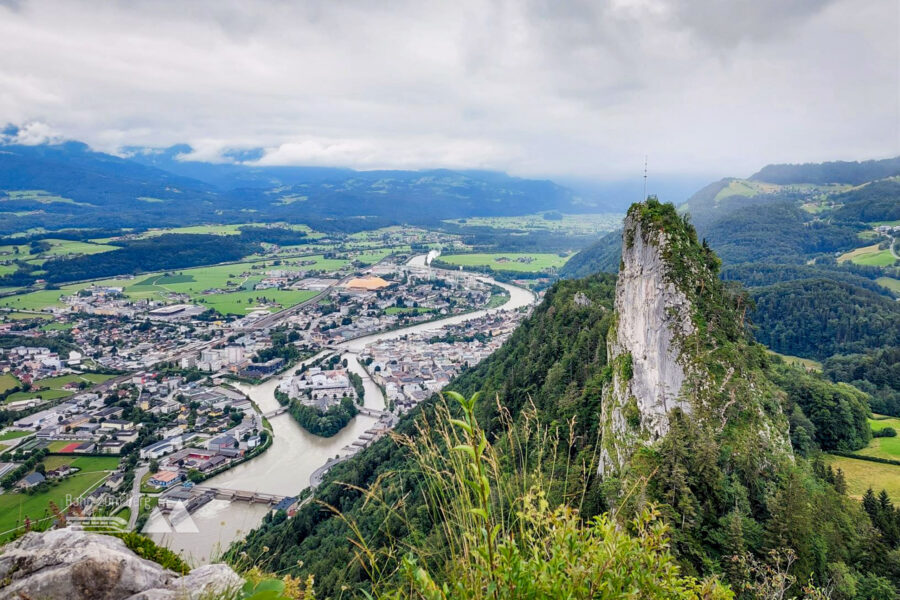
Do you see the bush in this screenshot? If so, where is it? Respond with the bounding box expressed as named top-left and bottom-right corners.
top-left (873, 426), bottom-right (897, 438)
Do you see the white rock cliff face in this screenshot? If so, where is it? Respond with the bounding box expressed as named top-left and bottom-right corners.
top-left (598, 213), bottom-right (695, 477)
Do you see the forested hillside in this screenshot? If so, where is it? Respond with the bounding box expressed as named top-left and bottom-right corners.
top-left (232, 207), bottom-right (893, 597)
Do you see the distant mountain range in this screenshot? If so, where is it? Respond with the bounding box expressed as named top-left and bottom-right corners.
top-left (0, 141), bottom-right (612, 234)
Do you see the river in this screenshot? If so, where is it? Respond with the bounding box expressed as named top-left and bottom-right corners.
top-left (146, 257), bottom-right (535, 564)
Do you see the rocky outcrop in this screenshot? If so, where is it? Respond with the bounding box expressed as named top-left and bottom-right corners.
top-left (0, 529), bottom-right (243, 600)
top-left (598, 200), bottom-right (791, 478)
top-left (598, 209), bottom-right (696, 476)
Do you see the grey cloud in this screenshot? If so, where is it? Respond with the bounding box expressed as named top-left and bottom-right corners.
top-left (0, 0), bottom-right (895, 178)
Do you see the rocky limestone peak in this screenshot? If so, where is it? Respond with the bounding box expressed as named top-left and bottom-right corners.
top-left (598, 199), bottom-right (792, 479)
top-left (0, 529), bottom-right (243, 600)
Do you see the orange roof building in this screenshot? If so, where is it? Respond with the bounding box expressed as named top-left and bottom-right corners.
top-left (344, 276), bottom-right (390, 291)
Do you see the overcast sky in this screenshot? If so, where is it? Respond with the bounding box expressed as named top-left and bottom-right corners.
top-left (0, 0), bottom-right (897, 180)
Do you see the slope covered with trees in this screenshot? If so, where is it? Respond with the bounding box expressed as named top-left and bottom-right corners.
top-left (231, 204), bottom-right (891, 597)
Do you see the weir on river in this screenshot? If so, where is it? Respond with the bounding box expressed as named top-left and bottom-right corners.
top-left (145, 256), bottom-right (535, 565)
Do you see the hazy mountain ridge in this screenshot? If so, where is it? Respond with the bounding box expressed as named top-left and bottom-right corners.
top-left (0, 141), bottom-right (598, 233)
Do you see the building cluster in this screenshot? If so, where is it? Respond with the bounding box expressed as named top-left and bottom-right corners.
top-left (1, 345), bottom-right (83, 388)
top-left (360, 310), bottom-right (523, 412)
top-left (278, 366), bottom-right (356, 410)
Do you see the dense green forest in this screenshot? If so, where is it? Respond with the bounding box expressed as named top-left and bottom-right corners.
top-left (557, 229), bottom-right (622, 278)
top-left (749, 157), bottom-right (900, 185)
top-left (825, 347), bottom-right (900, 416)
top-left (750, 279), bottom-right (900, 359)
top-left (832, 179), bottom-right (900, 222)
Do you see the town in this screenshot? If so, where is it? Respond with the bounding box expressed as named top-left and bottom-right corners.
top-left (0, 247), bottom-right (535, 542)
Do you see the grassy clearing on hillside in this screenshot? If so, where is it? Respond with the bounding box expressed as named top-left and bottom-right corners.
top-left (876, 277), bottom-right (900, 294)
top-left (837, 243), bottom-right (897, 266)
top-left (855, 416), bottom-right (900, 461)
top-left (768, 350), bottom-right (822, 371)
top-left (825, 455), bottom-right (900, 499)
top-left (439, 252), bottom-right (571, 272)
top-left (42, 239), bottom-right (118, 257)
top-left (137, 224), bottom-right (245, 237)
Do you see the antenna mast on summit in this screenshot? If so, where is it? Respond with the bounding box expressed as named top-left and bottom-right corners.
top-left (642, 156), bottom-right (648, 200)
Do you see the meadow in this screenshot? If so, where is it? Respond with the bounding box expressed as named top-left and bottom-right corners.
top-left (837, 243), bottom-right (897, 267)
top-left (876, 276), bottom-right (900, 294)
top-left (439, 252), bottom-right (571, 273)
top-left (825, 455), bottom-right (900, 500)
top-left (856, 415), bottom-right (900, 461)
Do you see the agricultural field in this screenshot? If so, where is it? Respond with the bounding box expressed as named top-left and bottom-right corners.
top-left (0, 251), bottom-right (343, 313)
top-left (825, 455), bottom-right (900, 500)
top-left (876, 277), bottom-right (900, 294)
top-left (0, 289), bottom-right (69, 310)
top-left (0, 311), bottom-right (52, 321)
top-left (439, 252), bottom-right (571, 273)
top-left (41, 239), bottom-right (118, 257)
top-left (837, 243), bottom-right (897, 267)
top-left (0, 373), bottom-right (21, 393)
top-left (194, 289), bottom-right (318, 316)
top-left (444, 213), bottom-right (621, 236)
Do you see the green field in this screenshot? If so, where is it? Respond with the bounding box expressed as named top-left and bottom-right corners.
top-left (443, 213), bottom-right (622, 236)
top-left (0, 311), bottom-right (52, 321)
top-left (0, 290), bottom-right (68, 310)
top-left (0, 374), bottom-right (20, 393)
top-left (5, 373), bottom-right (114, 403)
top-left (439, 252), bottom-right (571, 273)
top-left (876, 277), bottom-right (900, 294)
top-left (0, 255), bottom-right (335, 313)
top-left (0, 430), bottom-right (30, 441)
top-left (0, 459), bottom-right (117, 539)
top-left (825, 455), bottom-right (900, 500)
top-left (42, 455), bottom-right (119, 471)
top-left (42, 239), bottom-right (118, 257)
top-left (195, 289), bottom-right (318, 316)
top-left (837, 243), bottom-right (897, 267)
top-left (854, 416), bottom-right (900, 461)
